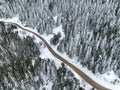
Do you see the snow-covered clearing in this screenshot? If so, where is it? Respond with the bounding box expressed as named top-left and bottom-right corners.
top-left (53, 24), bottom-right (65, 40)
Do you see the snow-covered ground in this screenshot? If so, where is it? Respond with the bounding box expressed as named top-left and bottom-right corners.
top-left (101, 71), bottom-right (120, 86)
top-left (53, 24), bottom-right (65, 40)
top-left (0, 17), bottom-right (120, 90)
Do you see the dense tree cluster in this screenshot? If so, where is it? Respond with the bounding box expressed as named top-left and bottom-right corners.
top-left (0, 0), bottom-right (120, 80)
top-left (0, 22), bottom-right (85, 90)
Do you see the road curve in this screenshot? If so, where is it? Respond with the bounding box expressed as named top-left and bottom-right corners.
top-left (1, 21), bottom-right (110, 90)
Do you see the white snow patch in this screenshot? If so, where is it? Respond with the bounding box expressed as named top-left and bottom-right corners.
top-left (13, 28), bottom-right (27, 39)
top-left (45, 81), bottom-right (53, 90)
top-left (53, 25), bottom-right (62, 34)
top-left (40, 73), bottom-right (53, 90)
top-left (102, 71), bottom-right (119, 82)
top-left (53, 15), bottom-right (58, 23)
top-left (32, 59), bottom-right (35, 67)
top-left (53, 25), bottom-right (65, 40)
top-left (0, 0), bottom-right (5, 3)
top-left (0, 16), bottom-right (20, 23)
top-left (34, 76), bottom-right (39, 82)
top-left (99, 71), bottom-right (120, 87)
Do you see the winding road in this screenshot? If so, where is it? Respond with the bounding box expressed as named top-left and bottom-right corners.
top-left (1, 21), bottom-right (110, 90)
